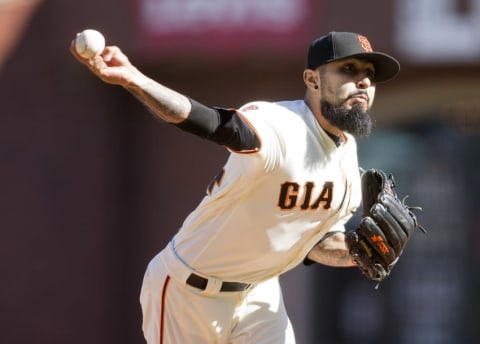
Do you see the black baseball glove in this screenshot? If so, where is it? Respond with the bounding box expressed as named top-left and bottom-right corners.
top-left (345, 169), bottom-right (426, 283)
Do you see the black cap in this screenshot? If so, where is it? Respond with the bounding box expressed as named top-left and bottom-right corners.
top-left (306, 32), bottom-right (400, 82)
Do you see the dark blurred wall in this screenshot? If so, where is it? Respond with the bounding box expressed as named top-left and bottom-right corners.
top-left (1, 1), bottom-right (479, 344)
top-left (1, 1), bottom-right (144, 343)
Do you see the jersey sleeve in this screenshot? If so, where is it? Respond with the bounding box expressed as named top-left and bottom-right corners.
top-left (234, 101), bottom-right (289, 174)
top-left (175, 98), bottom-right (260, 152)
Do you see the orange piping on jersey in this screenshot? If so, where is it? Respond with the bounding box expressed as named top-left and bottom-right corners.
top-left (160, 275), bottom-right (171, 344)
top-left (224, 109), bottom-right (262, 154)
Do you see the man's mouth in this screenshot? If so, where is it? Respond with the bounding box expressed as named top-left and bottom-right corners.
top-left (348, 92), bottom-right (369, 104)
top-left (350, 92), bottom-right (368, 101)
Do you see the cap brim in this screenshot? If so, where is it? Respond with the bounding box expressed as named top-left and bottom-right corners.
top-left (346, 52), bottom-right (400, 82)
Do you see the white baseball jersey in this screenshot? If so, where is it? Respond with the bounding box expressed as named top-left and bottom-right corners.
top-left (172, 99), bottom-right (362, 283)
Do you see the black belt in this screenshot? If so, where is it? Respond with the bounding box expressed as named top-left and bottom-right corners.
top-left (186, 273), bottom-right (251, 292)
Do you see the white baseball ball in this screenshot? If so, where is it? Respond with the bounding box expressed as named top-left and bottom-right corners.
top-left (75, 29), bottom-right (105, 59)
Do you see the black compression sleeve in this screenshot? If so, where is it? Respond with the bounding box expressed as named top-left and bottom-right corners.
top-left (175, 98), bottom-right (260, 151)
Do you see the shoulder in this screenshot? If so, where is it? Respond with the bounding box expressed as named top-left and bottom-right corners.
top-left (238, 101), bottom-right (282, 114)
top-left (239, 100), bottom-right (303, 113)
top-left (238, 100), bottom-right (306, 124)
top-left (238, 100), bottom-right (314, 140)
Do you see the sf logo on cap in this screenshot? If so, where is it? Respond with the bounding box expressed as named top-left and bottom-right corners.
top-left (358, 35), bottom-right (373, 52)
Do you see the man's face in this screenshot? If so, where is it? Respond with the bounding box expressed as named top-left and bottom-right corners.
top-left (318, 58), bottom-right (377, 137)
top-left (319, 58), bottom-right (376, 110)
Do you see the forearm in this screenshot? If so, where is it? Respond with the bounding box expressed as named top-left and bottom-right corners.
top-left (70, 43), bottom-right (191, 124)
top-left (125, 73), bottom-right (191, 124)
top-left (306, 232), bottom-right (356, 267)
top-left (71, 43), bottom-right (256, 147)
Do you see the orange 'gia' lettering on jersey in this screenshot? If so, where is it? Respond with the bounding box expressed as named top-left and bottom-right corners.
top-left (358, 35), bottom-right (373, 52)
top-left (278, 181), bottom-right (333, 210)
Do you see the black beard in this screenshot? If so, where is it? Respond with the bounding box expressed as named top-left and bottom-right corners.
top-left (320, 100), bottom-right (373, 137)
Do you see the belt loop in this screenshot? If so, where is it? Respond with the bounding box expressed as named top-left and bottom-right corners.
top-left (202, 277), bottom-right (222, 296)
top-left (168, 241), bottom-right (222, 295)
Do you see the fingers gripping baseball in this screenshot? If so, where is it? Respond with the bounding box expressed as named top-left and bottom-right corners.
top-left (87, 47), bottom-right (135, 86)
top-left (88, 47), bottom-right (134, 84)
top-left (70, 31), bottom-right (137, 87)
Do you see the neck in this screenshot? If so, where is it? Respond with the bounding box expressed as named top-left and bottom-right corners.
top-left (316, 112), bottom-right (343, 137)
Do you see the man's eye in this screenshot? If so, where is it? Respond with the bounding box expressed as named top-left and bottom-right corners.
top-left (366, 70), bottom-right (375, 80)
top-left (343, 65), bottom-right (355, 73)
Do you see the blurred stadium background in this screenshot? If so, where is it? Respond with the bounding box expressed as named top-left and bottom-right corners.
top-left (1, 0), bottom-right (479, 343)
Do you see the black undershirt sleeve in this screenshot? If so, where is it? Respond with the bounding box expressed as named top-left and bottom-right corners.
top-left (175, 98), bottom-right (260, 151)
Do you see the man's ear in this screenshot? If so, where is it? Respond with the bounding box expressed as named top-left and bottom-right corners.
top-left (303, 69), bottom-right (319, 90)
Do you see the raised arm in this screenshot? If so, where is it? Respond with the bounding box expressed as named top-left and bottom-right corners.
top-left (70, 38), bottom-right (260, 152)
top-left (70, 42), bottom-right (190, 124)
